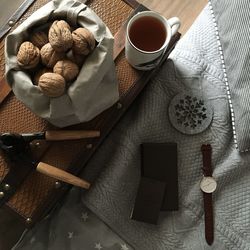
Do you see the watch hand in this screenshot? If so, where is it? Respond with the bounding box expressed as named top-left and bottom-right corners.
top-left (203, 182), bottom-right (213, 188)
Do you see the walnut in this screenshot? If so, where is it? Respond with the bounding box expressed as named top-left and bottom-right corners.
top-left (17, 41), bottom-right (40, 69)
top-left (72, 28), bottom-right (95, 55)
top-left (33, 68), bottom-right (52, 85)
top-left (38, 73), bottom-right (66, 97)
top-left (48, 20), bottom-right (73, 52)
top-left (53, 59), bottom-right (79, 82)
top-left (66, 50), bottom-right (85, 67)
top-left (40, 43), bottom-right (65, 68)
top-left (30, 31), bottom-right (48, 49)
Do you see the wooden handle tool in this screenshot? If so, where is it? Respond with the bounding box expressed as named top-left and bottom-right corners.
top-left (36, 162), bottom-right (90, 189)
top-left (45, 130), bottom-right (100, 141)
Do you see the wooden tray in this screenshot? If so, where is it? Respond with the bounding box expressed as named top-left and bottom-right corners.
top-left (0, 0), bottom-right (180, 227)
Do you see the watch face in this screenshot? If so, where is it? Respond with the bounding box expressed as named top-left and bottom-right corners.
top-left (200, 176), bottom-right (217, 193)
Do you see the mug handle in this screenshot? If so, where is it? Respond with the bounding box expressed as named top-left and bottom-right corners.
top-left (168, 17), bottom-right (181, 36)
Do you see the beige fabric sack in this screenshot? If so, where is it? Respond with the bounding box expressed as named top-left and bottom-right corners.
top-left (5, 0), bottom-right (119, 127)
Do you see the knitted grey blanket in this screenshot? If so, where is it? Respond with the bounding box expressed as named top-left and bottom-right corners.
top-left (15, 4), bottom-right (250, 250)
top-left (82, 5), bottom-right (250, 249)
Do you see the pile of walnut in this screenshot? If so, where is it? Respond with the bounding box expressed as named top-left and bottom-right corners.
top-left (16, 20), bottom-right (96, 97)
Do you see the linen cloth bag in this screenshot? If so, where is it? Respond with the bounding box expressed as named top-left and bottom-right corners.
top-left (5, 0), bottom-right (119, 127)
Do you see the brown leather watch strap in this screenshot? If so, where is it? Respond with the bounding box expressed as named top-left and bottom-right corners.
top-left (203, 192), bottom-right (214, 245)
top-left (201, 144), bottom-right (214, 246)
top-left (201, 144), bottom-right (212, 176)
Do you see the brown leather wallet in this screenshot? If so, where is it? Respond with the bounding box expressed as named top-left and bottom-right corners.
top-left (200, 144), bottom-right (217, 245)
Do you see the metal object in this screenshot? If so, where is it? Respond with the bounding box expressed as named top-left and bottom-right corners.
top-left (26, 218), bottom-right (32, 224)
top-left (0, 133), bottom-right (38, 206)
top-left (0, 0), bottom-right (37, 40)
top-left (0, 131), bottom-right (92, 206)
top-left (117, 102), bottom-right (123, 109)
top-left (8, 20), bottom-right (15, 27)
top-left (55, 181), bottom-right (61, 189)
top-left (4, 183), bottom-right (10, 190)
top-left (86, 144), bottom-right (93, 149)
top-left (200, 176), bottom-right (217, 193)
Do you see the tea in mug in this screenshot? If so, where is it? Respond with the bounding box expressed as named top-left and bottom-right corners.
top-left (128, 16), bottom-right (167, 52)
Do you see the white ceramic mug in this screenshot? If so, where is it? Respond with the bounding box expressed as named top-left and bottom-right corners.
top-left (125, 11), bottom-right (181, 71)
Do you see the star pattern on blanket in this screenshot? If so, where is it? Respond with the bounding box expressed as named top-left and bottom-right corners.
top-left (30, 237), bottom-right (36, 244)
top-left (94, 242), bottom-right (103, 249)
top-left (81, 212), bottom-right (89, 221)
top-left (121, 243), bottom-right (129, 250)
top-left (67, 232), bottom-right (74, 239)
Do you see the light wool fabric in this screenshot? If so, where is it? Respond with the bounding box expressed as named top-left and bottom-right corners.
top-left (13, 4), bottom-right (250, 250)
top-left (82, 5), bottom-right (250, 249)
top-left (210, 0), bottom-right (250, 151)
top-left (14, 188), bottom-right (132, 250)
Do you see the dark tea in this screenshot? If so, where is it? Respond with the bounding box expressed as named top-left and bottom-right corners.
top-left (129, 16), bottom-right (167, 52)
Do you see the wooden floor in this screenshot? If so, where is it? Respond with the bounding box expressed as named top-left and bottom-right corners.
top-left (137, 0), bottom-right (207, 34)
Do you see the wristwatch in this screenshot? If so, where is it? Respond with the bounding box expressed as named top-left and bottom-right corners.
top-left (200, 144), bottom-right (217, 245)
